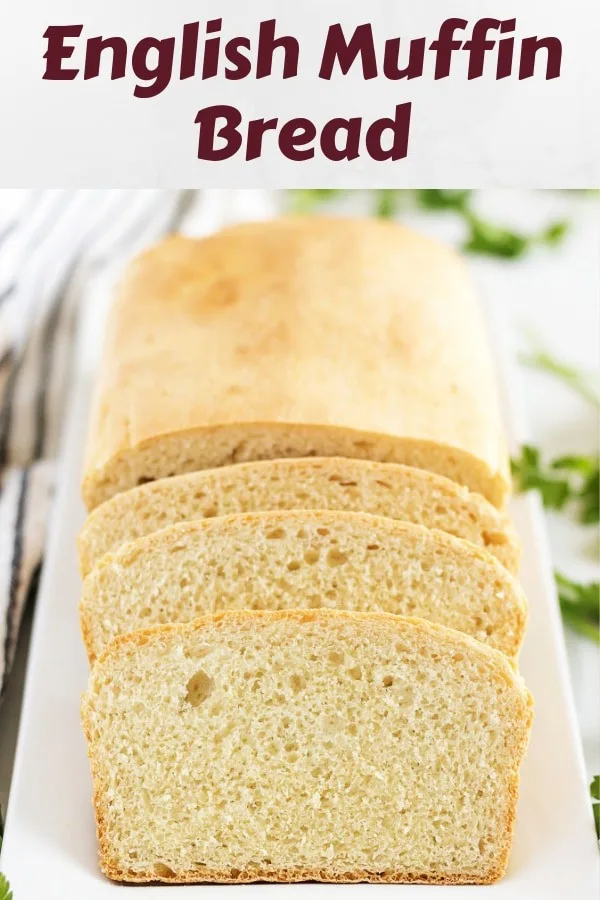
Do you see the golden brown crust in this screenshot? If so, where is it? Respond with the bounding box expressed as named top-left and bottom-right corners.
top-left (98, 861), bottom-right (506, 884)
top-left (81, 218), bottom-right (510, 510)
top-left (82, 609), bottom-right (532, 886)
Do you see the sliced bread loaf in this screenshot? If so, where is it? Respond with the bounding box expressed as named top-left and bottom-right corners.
top-left (78, 458), bottom-right (520, 578)
top-left (82, 608), bottom-right (533, 884)
top-left (80, 510), bottom-right (527, 662)
top-left (81, 217), bottom-right (509, 510)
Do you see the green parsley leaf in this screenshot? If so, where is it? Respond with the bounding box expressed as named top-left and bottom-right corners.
top-left (579, 465), bottom-right (599, 525)
top-left (591, 776), bottom-right (600, 838)
top-left (512, 447), bottom-right (600, 525)
top-left (463, 213), bottom-right (530, 259)
top-left (375, 190), bottom-right (401, 219)
top-left (287, 190), bottom-right (570, 260)
top-left (511, 445), bottom-right (571, 509)
top-left (556, 573), bottom-right (600, 643)
top-left (541, 220), bottom-right (570, 246)
top-left (415, 189), bottom-right (472, 212)
top-left (289, 189), bottom-right (344, 214)
top-left (0, 873), bottom-right (12, 900)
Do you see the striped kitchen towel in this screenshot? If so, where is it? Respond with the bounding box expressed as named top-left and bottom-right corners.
top-left (0, 188), bottom-right (277, 700)
top-left (0, 187), bottom-right (278, 699)
top-left (0, 189), bottom-right (191, 698)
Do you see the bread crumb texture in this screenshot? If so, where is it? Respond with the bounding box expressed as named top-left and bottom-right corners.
top-left (82, 610), bottom-right (533, 884)
top-left (78, 458), bottom-right (519, 578)
top-left (80, 511), bottom-right (527, 662)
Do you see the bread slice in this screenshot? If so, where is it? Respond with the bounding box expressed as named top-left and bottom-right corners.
top-left (80, 510), bottom-right (527, 662)
top-left (81, 217), bottom-right (509, 511)
top-left (82, 608), bottom-right (533, 884)
top-left (78, 458), bottom-right (519, 579)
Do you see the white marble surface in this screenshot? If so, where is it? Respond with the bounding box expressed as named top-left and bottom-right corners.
top-left (0, 189), bottom-right (598, 822)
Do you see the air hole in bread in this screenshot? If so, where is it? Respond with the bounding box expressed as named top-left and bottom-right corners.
top-left (348, 665), bottom-right (362, 680)
top-left (203, 506), bottom-right (218, 518)
top-left (483, 530), bottom-right (508, 546)
top-left (382, 675), bottom-right (393, 687)
top-left (328, 650), bottom-right (344, 665)
top-left (185, 670), bottom-right (214, 706)
top-left (296, 527), bottom-right (307, 538)
top-left (366, 544), bottom-right (380, 551)
top-left (338, 480), bottom-right (358, 487)
top-left (184, 644), bottom-right (212, 660)
top-left (287, 560), bottom-right (301, 572)
top-left (304, 549), bottom-right (319, 564)
top-left (193, 491), bottom-right (206, 500)
top-left (154, 863), bottom-right (175, 878)
top-left (266, 527), bottom-right (286, 539)
top-left (137, 476), bottom-right (154, 486)
top-left (290, 674), bottom-right (305, 692)
top-left (316, 527), bottom-right (330, 536)
top-left (326, 548), bottom-right (348, 567)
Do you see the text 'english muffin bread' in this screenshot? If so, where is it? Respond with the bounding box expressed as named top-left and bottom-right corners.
top-left (82, 609), bottom-right (533, 884)
top-left (78, 457), bottom-right (520, 578)
top-left (80, 510), bottom-right (527, 662)
top-left (81, 217), bottom-right (510, 511)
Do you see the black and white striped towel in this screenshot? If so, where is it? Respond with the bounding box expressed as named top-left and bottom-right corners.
top-left (0, 189), bottom-right (192, 698)
top-left (0, 188), bottom-right (277, 700)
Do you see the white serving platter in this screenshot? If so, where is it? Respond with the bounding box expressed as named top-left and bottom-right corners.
top-left (1, 304), bottom-right (598, 899)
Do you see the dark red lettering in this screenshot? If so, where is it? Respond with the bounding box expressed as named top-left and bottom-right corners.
top-left (42, 25), bottom-right (83, 80)
top-left (195, 105), bottom-right (242, 160)
top-left (319, 23), bottom-right (377, 80)
top-left (279, 118), bottom-right (316, 161)
top-left (84, 36), bottom-right (127, 80)
top-left (225, 37), bottom-right (252, 80)
top-left (320, 118), bottom-right (361, 160)
top-left (256, 19), bottom-right (299, 79)
top-left (519, 36), bottom-right (562, 79)
top-left (132, 37), bottom-right (174, 98)
top-left (365, 103), bottom-right (411, 161)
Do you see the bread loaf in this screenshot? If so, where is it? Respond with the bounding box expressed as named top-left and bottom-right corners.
top-left (81, 217), bottom-right (509, 511)
top-left (80, 510), bottom-right (527, 662)
top-left (82, 609), bottom-right (533, 884)
top-left (78, 457), bottom-right (519, 578)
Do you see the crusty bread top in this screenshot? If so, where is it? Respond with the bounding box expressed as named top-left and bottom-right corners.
top-left (78, 457), bottom-right (520, 578)
top-left (81, 217), bottom-right (509, 510)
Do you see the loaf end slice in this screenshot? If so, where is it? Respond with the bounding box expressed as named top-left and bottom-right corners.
top-left (78, 458), bottom-right (520, 578)
top-left (80, 510), bottom-right (527, 663)
top-left (82, 609), bottom-right (533, 884)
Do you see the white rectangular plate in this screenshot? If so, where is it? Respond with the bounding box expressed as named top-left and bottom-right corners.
top-left (1, 322), bottom-right (599, 898)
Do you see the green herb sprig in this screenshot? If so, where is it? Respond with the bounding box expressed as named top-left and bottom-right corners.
top-left (591, 776), bottom-right (600, 838)
top-left (511, 446), bottom-right (599, 524)
top-left (288, 189), bottom-right (570, 260)
top-left (556, 574), bottom-right (600, 644)
top-left (0, 873), bottom-right (12, 900)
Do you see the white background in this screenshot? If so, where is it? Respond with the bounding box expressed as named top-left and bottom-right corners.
top-left (0, 1), bottom-right (599, 186)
